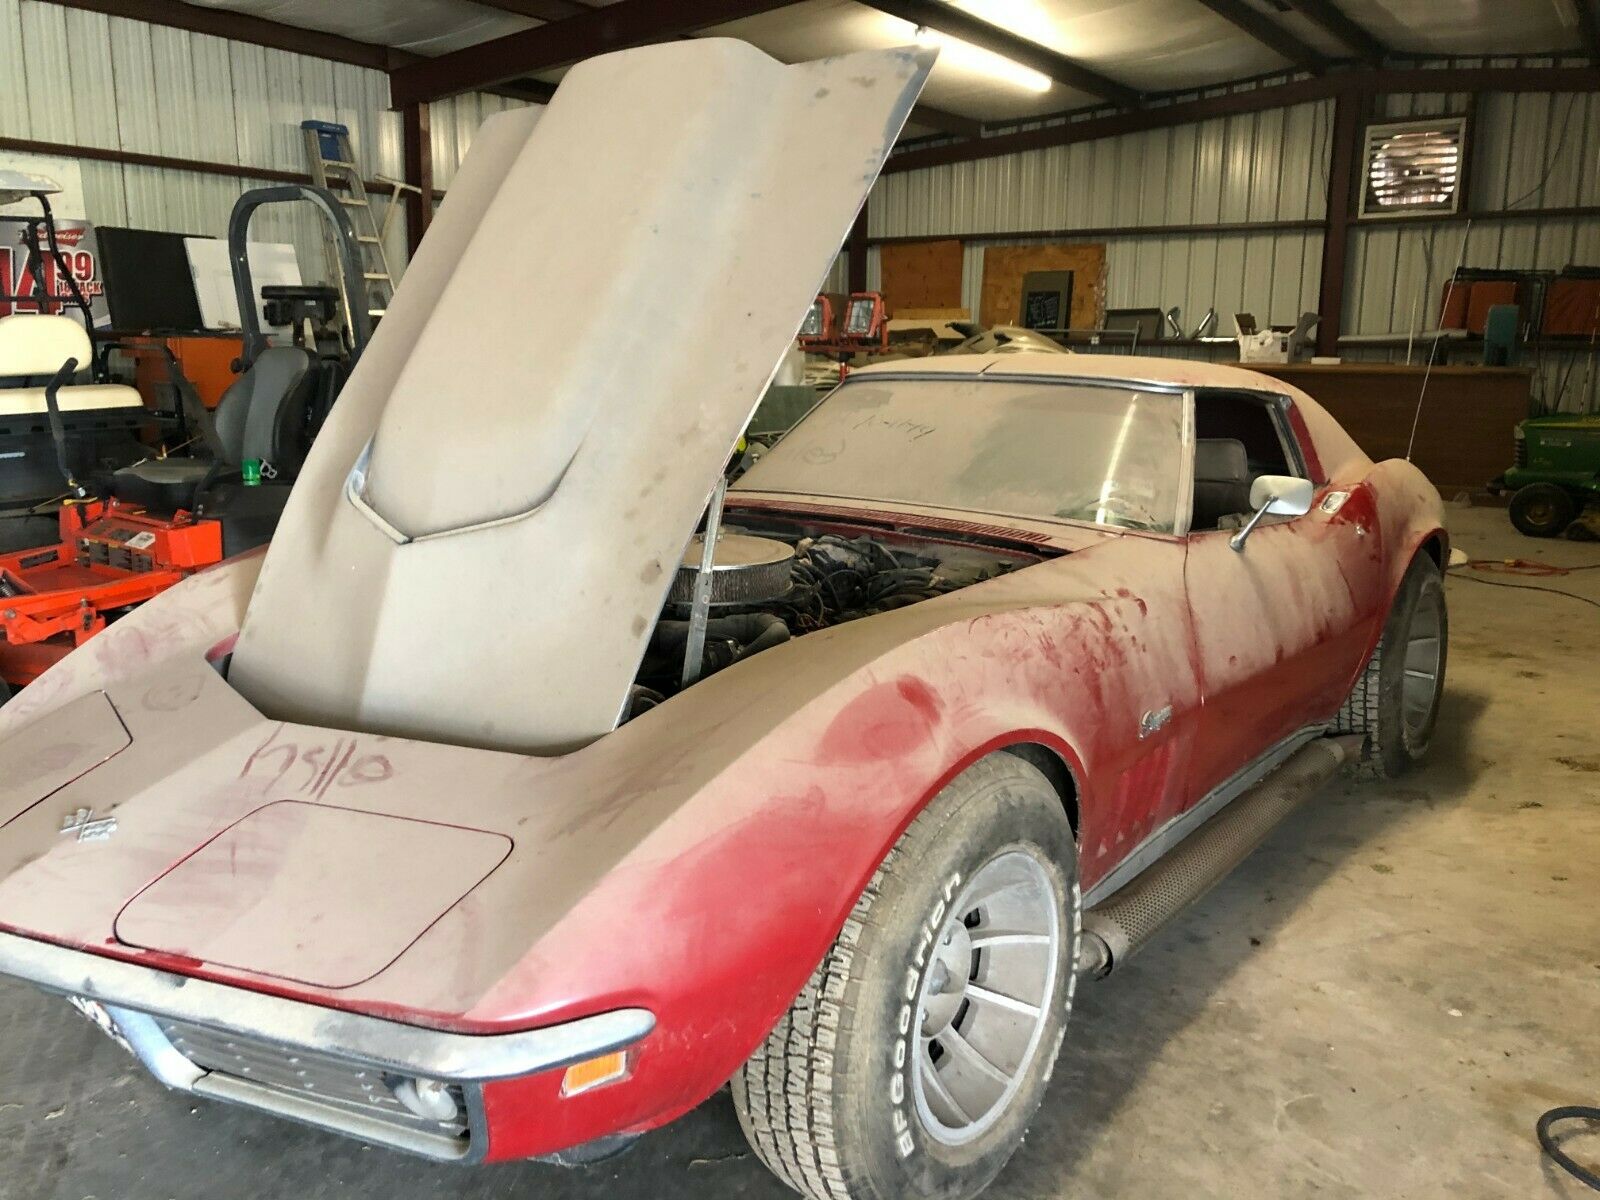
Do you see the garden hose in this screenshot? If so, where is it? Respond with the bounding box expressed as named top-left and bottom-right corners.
top-left (1537, 1105), bottom-right (1600, 1191)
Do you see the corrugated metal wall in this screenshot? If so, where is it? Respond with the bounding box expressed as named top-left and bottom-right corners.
top-left (1, 0), bottom-right (515, 291)
top-left (1347, 90), bottom-right (1600, 413)
top-left (870, 85), bottom-right (1600, 412)
top-left (870, 100), bottom-right (1333, 334)
top-left (4, 1), bottom-right (1595, 412)
top-left (428, 91), bottom-right (529, 191)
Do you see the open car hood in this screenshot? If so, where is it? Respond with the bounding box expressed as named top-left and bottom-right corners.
top-left (229, 40), bottom-right (934, 755)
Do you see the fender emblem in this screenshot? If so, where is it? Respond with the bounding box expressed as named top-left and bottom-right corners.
top-left (1139, 705), bottom-right (1173, 739)
top-left (60, 807), bottom-right (117, 843)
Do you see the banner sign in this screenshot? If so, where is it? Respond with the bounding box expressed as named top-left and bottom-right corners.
top-left (0, 217), bottom-right (109, 326)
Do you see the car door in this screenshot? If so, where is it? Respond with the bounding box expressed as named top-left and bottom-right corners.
top-left (1181, 392), bottom-right (1384, 802)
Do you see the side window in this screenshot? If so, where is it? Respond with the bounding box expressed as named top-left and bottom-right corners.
top-left (1190, 391), bottom-right (1300, 532)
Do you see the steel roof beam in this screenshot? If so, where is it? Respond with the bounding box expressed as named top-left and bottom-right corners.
top-left (1282, 0), bottom-right (1387, 64)
top-left (388, 0), bottom-right (802, 107)
top-left (1191, 0), bottom-right (1329, 73)
top-left (885, 64), bottom-right (1600, 174)
top-left (33, 0), bottom-right (552, 104)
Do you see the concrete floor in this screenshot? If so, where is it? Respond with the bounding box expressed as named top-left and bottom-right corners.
top-left (2, 504), bottom-right (1597, 1200)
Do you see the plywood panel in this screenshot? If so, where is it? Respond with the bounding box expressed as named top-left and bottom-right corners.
top-left (880, 238), bottom-right (963, 313)
top-left (979, 243), bottom-right (1107, 328)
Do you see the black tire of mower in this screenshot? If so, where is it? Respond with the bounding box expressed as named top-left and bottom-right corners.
top-left (1336, 554), bottom-right (1448, 779)
top-left (731, 754), bottom-right (1080, 1200)
top-left (1508, 483), bottom-right (1575, 538)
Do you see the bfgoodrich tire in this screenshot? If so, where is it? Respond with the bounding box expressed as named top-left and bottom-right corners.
top-left (1337, 554), bottom-right (1448, 778)
top-left (732, 753), bottom-right (1080, 1200)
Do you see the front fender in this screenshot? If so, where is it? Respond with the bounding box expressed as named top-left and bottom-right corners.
top-left (467, 564), bottom-right (1186, 1158)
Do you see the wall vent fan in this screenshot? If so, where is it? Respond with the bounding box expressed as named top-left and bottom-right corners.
top-left (1359, 117), bottom-right (1467, 219)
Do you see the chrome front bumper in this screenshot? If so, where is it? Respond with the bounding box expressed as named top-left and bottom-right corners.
top-left (0, 932), bottom-right (654, 1161)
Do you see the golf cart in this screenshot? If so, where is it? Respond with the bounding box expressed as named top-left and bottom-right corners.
top-left (0, 170), bottom-right (152, 552)
top-left (0, 184), bottom-right (368, 697)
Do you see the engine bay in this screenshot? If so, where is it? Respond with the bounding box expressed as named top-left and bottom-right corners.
top-left (630, 512), bottom-right (1043, 713)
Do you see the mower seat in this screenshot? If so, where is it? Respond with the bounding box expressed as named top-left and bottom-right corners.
top-left (1192, 437), bottom-right (1254, 531)
top-left (112, 346), bottom-right (315, 511)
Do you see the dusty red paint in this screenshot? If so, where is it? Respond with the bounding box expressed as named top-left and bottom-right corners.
top-left (0, 366), bottom-right (1447, 1163)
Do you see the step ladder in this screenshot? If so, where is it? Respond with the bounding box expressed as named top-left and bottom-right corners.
top-left (300, 120), bottom-right (418, 325)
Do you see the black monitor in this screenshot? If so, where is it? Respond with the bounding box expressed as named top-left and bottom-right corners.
top-left (95, 227), bottom-right (207, 332)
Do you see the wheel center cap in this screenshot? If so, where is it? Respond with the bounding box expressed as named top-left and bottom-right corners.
top-left (920, 923), bottom-right (973, 1038)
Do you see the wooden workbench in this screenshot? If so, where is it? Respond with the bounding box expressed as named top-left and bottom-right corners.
top-left (1250, 363), bottom-right (1531, 496)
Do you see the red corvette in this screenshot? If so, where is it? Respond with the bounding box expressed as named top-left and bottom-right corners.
top-left (0, 39), bottom-right (1446, 1200)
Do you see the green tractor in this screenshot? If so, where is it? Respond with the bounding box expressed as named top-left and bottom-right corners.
top-left (1497, 415), bottom-right (1600, 537)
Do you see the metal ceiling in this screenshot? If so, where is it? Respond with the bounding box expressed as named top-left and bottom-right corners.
top-left (119, 0), bottom-right (1600, 126)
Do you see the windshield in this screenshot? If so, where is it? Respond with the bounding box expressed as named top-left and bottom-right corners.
top-left (735, 375), bottom-right (1188, 533)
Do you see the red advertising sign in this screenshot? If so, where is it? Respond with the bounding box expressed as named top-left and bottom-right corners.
top-left (0, 219), bottom-right (106, 322)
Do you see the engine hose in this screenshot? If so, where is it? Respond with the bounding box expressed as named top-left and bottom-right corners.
top-left (1537, 1106), bottom-right (1600, 1191)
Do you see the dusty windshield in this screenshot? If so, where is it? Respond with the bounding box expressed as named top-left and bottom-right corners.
top-left (735, 375), bottom-right (1188, 533)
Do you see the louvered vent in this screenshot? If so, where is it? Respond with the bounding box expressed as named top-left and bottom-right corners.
top-left (1359, 117), bottom-right (1467, 218)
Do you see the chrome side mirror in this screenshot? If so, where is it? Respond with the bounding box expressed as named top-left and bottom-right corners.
top-left (1229, 475), bottom-right (1315, 552)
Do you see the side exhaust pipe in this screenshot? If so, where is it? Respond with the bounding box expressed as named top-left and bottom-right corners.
top-left (1078, 734), bottom-right (1363, 978)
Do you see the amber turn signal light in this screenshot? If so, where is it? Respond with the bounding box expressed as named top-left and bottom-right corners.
top-left (560, 1050), bottom-right (630, 1097)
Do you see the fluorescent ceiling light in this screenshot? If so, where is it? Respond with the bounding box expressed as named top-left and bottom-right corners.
top-left (912, 24), bottom-right (1053, 93)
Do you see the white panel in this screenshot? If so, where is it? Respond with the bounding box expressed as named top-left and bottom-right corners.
top-left (298, 55), bottom-right (339, 129)
top-left (261, 48), bottom-right (306, 173)
top-left (107, 15), bottom-right (160, 155)
top-left (1247, 108), bottom-right (1284, 224)
top-left (0, 0), bottom-right (26, 136)
top-left (61, 7), bottom-right (119, 149)
top-left (1217, 113), bottom-right (1254, 224)
top-left (961, 241), bottom-right (984, 317)
top-left (227, 43), bottom-right (273, 170)
top-left (1064, 141), bottom-right (1093, 228)
top-left (77, 160), bottom-right (128, 227)
top-left (150, 26), bottom-right (204, 160)
top-left (18, 0), bottom-right (73, 142)
top-left (1277, 102), bottom-right (1318, 220)
top-left (1191, 117), bottom-right (1225, 224)
top-left (1166, 122), bottom-right (1199, 225)
top-left (1138, 127), bottom-right (1170, 227)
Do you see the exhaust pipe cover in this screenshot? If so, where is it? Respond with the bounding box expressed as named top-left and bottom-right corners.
top-left (1083, 735), bottom-right (1360, 974)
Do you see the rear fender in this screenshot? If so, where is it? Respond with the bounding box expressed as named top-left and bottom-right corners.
top-left (1348, 460), bottom-right (1447, 675)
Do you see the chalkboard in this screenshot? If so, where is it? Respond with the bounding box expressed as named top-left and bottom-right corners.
top-left (1022, 290), bottom-right (1061, 330)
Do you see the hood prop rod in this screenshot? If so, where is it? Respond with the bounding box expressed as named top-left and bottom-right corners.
top-left (681, 476), bottom-right (729, 688)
